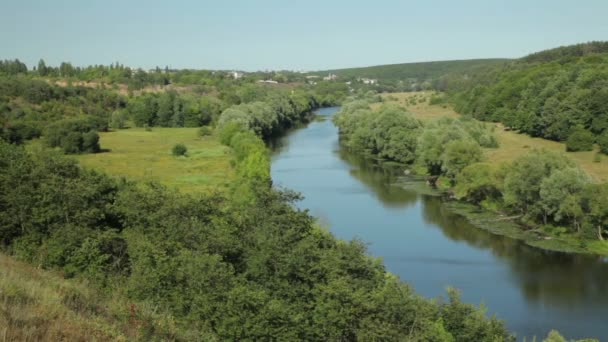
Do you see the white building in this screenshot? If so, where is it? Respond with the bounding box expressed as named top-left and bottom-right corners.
top-left (257, 79), bottom-right (278, 84)
top-left (231, 71), bottom-right (244, 79)
top-left (323, 73), bottom-right (337, 81)
top-left (359, 78), bottom-right (378, 85)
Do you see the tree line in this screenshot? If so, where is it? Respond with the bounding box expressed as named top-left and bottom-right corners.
top-left (0, 65), bottom-right (349, 154)
top-left (334, 96), bottom-right (608, 248)
top-left (440, 42), bottom-right (608, 154)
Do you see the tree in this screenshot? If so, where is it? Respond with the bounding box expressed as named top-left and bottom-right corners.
top-left (37, 59), bottom-right (48, 77)
top-left (110, 110), bottom-right (127, 129)
top-left (598, 131), bottom-right (608, 155)
top-left (582, 183), bottom-right (608, 240)
top-left (503, 149), bottom-right (574, 218)
top-left (82, 131), bottom-right (100, 153)
top-left (454, 163), bottom-right (502, 204)
top-left (566, 127), bottom-right (594, 152)
top-left (61, 132), bottom-right (84, 154)
top-left (441, 139), bottom-right (484, 181)
top-left (539, 167), bottom-right (589, 230)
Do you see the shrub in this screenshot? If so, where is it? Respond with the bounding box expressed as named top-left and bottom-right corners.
top-left (61, 132), bottom-right (84, 154)
top-left (565, 127), bottom-right (594, 152)
top-left (598, 131), bottom-right (608, 155)
top-left (110, 110), bottom-right (127, 130)
top-left (198, 126), bottom-right (212, 137)
top-left (172, 143), bottom-right (187, 156)
top-left (82, 131), bottom-right (100, 153)
top-left (219, 122), bottom-right (245, 146)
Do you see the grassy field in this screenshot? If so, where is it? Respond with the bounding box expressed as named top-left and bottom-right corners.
top-left (378, 92), bottom-right (608, 182)
top-left (76, 127), bottom-right (234, 193)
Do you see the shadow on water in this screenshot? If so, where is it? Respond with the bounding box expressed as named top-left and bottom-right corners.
top-left (336, 148), bottom-right (419, 208)
top-left (271, 106), bottom-right (608, 339)
top-left (421, 195), bottom-right (608, 309)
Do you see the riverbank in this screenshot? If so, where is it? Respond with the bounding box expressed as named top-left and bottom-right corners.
top-left (271, 106), bottom-right (608, 340)
top-left (391, 168), bottom-right (608, 255)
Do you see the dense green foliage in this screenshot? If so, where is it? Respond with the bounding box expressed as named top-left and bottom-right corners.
top-left (217, 89), bottom-right (321, 139)
top-left (0, 137), bottom-right (513, 341)
top-left (44, 118), bottom-right (101, 154)
top-left (313, 59), bottom-right (509, 92)
top-left (448, 42), bottom-right (608, 154)
top-left (336, 93), bottom-right (608, 244)
top-left (335, 98), bottom-right (497, 181)
top-left (0, 75), bottom-right (123, 148)
top-left (566, 126), bottom-right (595, 152)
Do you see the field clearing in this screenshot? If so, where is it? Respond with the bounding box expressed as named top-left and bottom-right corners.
top-left (76, 127), bottom-right (234, 193)
top-left (379, 92), bottom-right (608, 182)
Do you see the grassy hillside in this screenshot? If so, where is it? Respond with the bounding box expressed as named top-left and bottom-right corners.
top-left (377, 92), bottom-right (608, 183)
top-left (75, 127), bottom-right (234, 193)
top-left (313, 58), bottom-right (509, 81)
top-left (0, 253), bottom-right (180, 341)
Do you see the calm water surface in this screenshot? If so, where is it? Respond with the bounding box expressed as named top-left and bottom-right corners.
top-left (271, 107), bottom-right (608, 340)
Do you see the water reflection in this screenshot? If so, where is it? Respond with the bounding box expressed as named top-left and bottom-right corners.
top-left (337, 149), bottom-right (419, 208)
top-left (420, 196), bottom-right (608, 309)
top-left (271, 107), bottom-right (608, 340)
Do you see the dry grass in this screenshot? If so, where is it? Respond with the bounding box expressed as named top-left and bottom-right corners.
top-left (0, 254), bottom-right (126, 341)
top-left (0, 253), bottom-right (184, 341)
top-left (76, 127), bottom-right (234, 193)
top-left (379, 92), bottom-right (608, 182)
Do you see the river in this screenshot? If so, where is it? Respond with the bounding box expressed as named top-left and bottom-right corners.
top-left (270, 107), bottom-right (608, 340)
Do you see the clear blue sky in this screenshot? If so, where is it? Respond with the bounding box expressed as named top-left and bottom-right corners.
top-left (1, 0), bottom-right (607, 71)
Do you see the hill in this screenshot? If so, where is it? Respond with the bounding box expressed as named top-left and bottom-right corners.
top-left (521, 41), bottom-right (608, 63)
top-left (312, 58), bottom-right (510, 82)
top-left (448, 41), bottom-right (608, 151)
top-left (0, 252), bottom-right (179, 340)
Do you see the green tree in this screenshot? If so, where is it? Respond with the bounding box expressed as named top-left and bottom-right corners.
top-left (598, 131), bottom-right (608, 154)
top-left (454, 162), bottom-right (502, 204)
top-left (539, 167), bottom-right (589, 230)
top-left (37, 59), bottom-right (48, 77)
top-left (503, 150), bottom-right (573, 218)
top-left (441, 139), bottom-right (484, 181)
top-left (582, 183), bottom-right (608, 240)
top-left (566, 127), bottom-right (595, 152)
top-left (109, 110), bottom-right (127, 129)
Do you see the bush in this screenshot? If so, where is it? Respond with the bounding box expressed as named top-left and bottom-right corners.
top-left (566, 128), bottom-right (594, 152)
top-left (110, 110), bottom-right (127, 130)
top-left (61, 132), bottom-right (84, 154)
top-left (198, 126), bottom-right (212, 137)
top-left (82, 131), bottom-right (100, 153)
top-left (598, 131), bottom-right (608, 155)
top-left (172, 143), bottom-right (187, 156)
top-left (219, 122), bottom-right (245, 146)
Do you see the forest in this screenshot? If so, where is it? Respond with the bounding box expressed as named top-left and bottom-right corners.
top-left (441, 42), bottom-right (608, 154)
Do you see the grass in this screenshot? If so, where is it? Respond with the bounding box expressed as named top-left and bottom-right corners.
top-left (76, 127), bottom-right (234, 193)
top-left (378, 92), bottom-right (608, 182)
top-left (0, 253), bottom-right (183, 341)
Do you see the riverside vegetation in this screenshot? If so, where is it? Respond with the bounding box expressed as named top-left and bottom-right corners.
top-left (0, 61), bottom-right (525, 340)
top-left (334, 93), bottom-right (608, 255)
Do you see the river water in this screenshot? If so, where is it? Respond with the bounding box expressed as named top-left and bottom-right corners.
top-left (270, 107), bottom-right (608, 340)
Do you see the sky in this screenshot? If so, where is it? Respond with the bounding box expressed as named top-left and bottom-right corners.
top-left (1, 0), bottom-right (607, 71)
